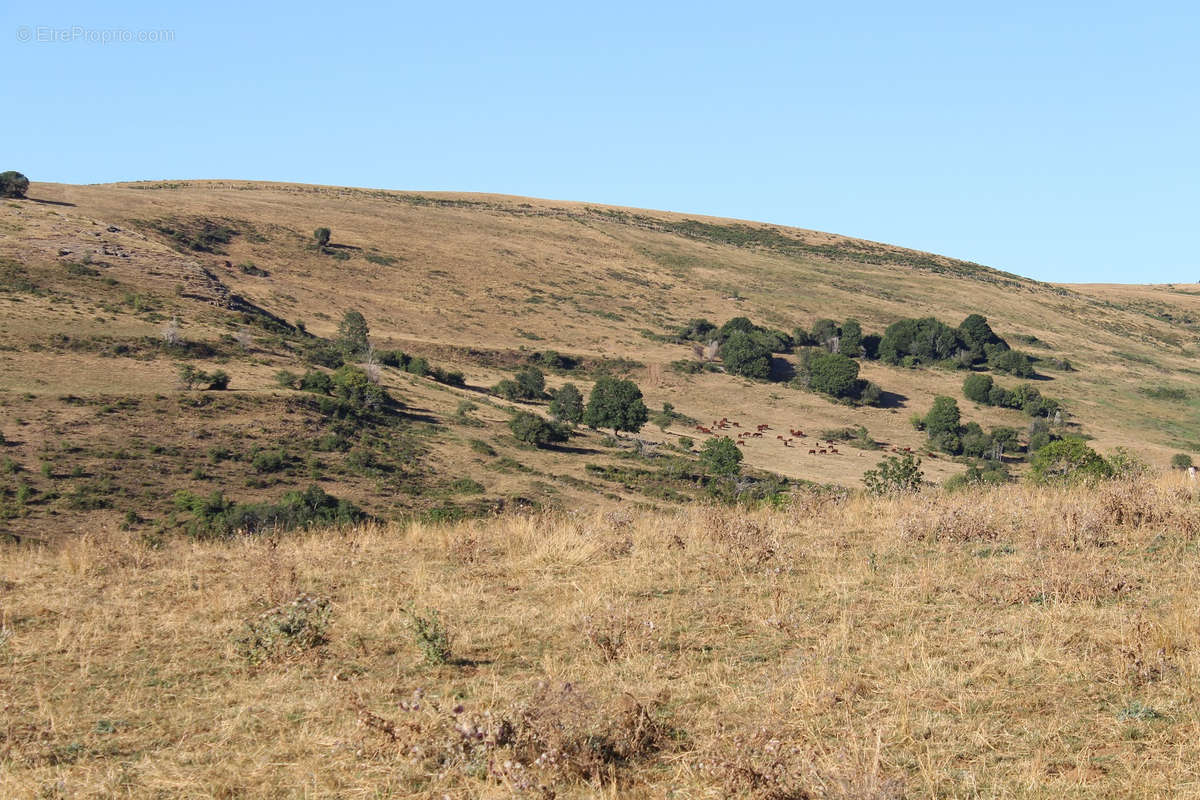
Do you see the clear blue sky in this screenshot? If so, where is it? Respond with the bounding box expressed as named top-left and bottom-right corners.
top-left (4, 1), bottom-right (1198, 284)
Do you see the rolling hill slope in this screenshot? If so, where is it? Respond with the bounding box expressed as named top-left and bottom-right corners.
top-left (1, 179), bottom-right (1198, 541)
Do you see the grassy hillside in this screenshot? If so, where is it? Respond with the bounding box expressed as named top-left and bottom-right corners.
top-left (4, 475), bottom-right (1200, 798)
top-left (1, 180), bottom-right (1199, 542)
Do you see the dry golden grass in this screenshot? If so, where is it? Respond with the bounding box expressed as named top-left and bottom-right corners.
top-left (5, 474), bottom-right (1200, 798)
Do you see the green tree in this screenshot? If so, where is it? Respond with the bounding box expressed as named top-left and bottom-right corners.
top-left (862, 453), bottom-right (924, 496)
top-left (583, 376), bottom-right (649, 434)
top-left (1172, 453), bottom-right (1194, 470)
top-left (337, 310), bottom-right (370, 359)
top-left (0, 171), bottom-right (30, 198)
top-left (700, 436), bottom-right (743, 477)
top-left (962, 373), bottom-right (994, 404)
top-left (923, 396), bottom-right (962, 438)
top-left (313, 227), bottom-right (332, 247)
top-left (807, 351), bottom-right (860, 398)
top-left (720, 330), bottom-right (772, 379)
top-left (839, 319), bottom-right (863, 356)
top-left (1029, 438), bottom-right (1114, 484)
top-left (958, 314), bottom-right (1007, 356)
top-left (549, 383), bottom-right (584, 424)
top-left (514, 365), bottom-right (546, 399)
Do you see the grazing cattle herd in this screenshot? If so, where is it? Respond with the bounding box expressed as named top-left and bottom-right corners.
top-left (689, 418), bottom-right (870, 457)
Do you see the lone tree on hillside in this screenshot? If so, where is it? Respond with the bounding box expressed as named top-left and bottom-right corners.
top-left (583, 376), bottom-right (649, 435)
top-left (313, 227), bottom-right (332, 247)
top-left (0, 171), bottom-right (30, 198)
top-left (337, 310), bottom-right (370, 359)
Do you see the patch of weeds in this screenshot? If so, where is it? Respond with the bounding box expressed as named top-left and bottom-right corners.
top-left (1118, 701), bottom-right (1164, 722)
top-left (468, 439), bottom-right (497, 457)
top-left (236, 594), bottom-right (331, 664)
top-left (405, 606), bottom-right (453, 665)
top-left (449, 477), bottom-right (485, 494)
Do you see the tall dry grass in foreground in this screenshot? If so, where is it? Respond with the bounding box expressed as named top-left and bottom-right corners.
top-left (4, 476), bottom-right (1200, 798)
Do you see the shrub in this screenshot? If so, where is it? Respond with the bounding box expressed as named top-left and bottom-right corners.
top-left (807, 351), bottom-right (860, 398)
top-left (405, 356), bottom-right (429, 377)
top-left (302, 340), bottom-right (344, 368)
top-left (469, 439), bottom-right (497, 457)
top-left (677, 435), bottom-right (695, 451)
top-left (989, 349), bottom-right (1034, 377)
top-left (300, 370), bottom-right (334, 395)
top-left (275, 369), bottom-right (300, 389)
top-left (862, 453), bottom-right (924, 496)
top-left (251, 450), bottom-right (288, 474)
top-left (378, 349), bottom-right (408, 368)
top-left (492, 379), bottom-right (522, 401)
top-left (962, 373), bottom-right (994, 403)
top-left (0, 171), bottom-right (30, 199)
top-left (676, 318), bottom-right (717, 341)
top-left (331, 364), bottom-right (388, 411)
top-left (859, 380), bottom-right (883, 406)
top-left (406, 607), bottom-right (453, 665)
top-left (313, 227), bottom-right (331, 247)
top-left (205, 370), bottom-right (230, 390)
top-left (1172, 453), bottom-right (1194, 470)
top-left (1029, 438), bottom-right (1114, 484)
top-left (509, 410), bottom-right (569, 447)
top-left (700, 436), bottom-right (743, 477)
top-left (449, 477), bottom-right (485, 494)
top-left (236, 594), bottom-right (331, 664)
top-left (584, 376), bottom-right (649, 434)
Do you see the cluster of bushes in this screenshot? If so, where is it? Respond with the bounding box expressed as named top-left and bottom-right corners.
top-left (378, 349), bottom-right (464, 386)
top-left (796, 318), bottom-right (878, 358)
top-left (303, 311), bottom-right (463, 387)
top-left (673, 317), bottom-right (791, 380)
top-left (172, 484), bottom-right (367, 538)
top-left (493, 365), bottom-right (548, 401)
top-left (962, 374), bottom-right (1061, 418)
top-left (277, 365), bottom-right (390, 412)
top-left (916, 396), bottom-right (1020, 458)
top-left (877, 313), bottom-right (1026, 371)
top-left (944, 461), bottom-right (1011, 491)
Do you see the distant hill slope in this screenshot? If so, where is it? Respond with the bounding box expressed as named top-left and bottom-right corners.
top-left (1, 180), bottom-right (1198, 539)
